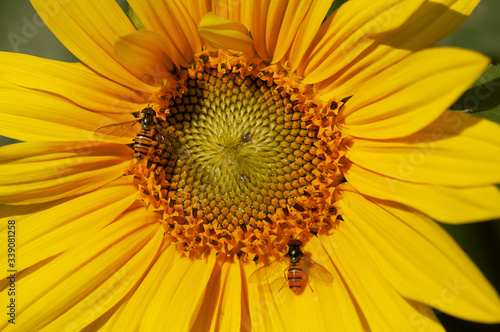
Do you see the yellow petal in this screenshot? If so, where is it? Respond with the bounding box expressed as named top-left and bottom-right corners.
top-left (286, 0), bottom-right (332, 70)
top-left (249, 0), bottom-right (271, 60)
top-left (114, 30), bottom-right (179, 77)
top-left (191, 255), bottom-right (244, 331)
top-left (0, 112), bottom-right (92, 142)
top-left (198, 12), bottom-right (255, 55)
top-left (214, 0), bottom-right (248, 23)
top-left (242, 0), bottom-right (331, 62)
top-left (245, 234), bottom-right (363, 330)
top-left (245, 261), bottom-right (288, 331)
top-left (300, 0), bottom-right (480, 98)
top-left (99, 245), bottom-right (178, 331)
top-left (345, 112), bottom-right (500, 186)
top-left (263, 0), bottom-right (288, 61)
top-left (338, 48), bottom-right (489, 139)
top-left (181, 0), bottom-right (250, 26)
top-left (0, 200), bottom-right (55, 222)
top-left (128, 0), bottom-right (201, 65)
top-left (30, 0), bottom-right (152, 90)
top-left (213, 259), bottom-right (244, 331)
top-left (0, 210), bottom-right (161, 331)
top-left (0, 52), bottom-right (147, 113)
top-left (300, 0), bottom-right (424, 84)
top-left (321, 229), bottom-right (447, 331)
top-left (336, 187), bottom-right (500, 323)
top-left (0, 141), bottom-right (131, 204)
top-left (269, 0), bottom-right (317, 63)
top-left (0, 82), bottom-right (136, 141)
top-left (44, 226), bottom-right (164, 331)
top-left (0, 142), bottom-right (130, 185)
top-left (343, 163), bottom-right (500, 223)
top-left (183, 0), bottom-right (212, 24)
top-left (0, 179), bottom-right (137, 271)
top-left (0, 140), bottom-right (128, 162)
top-left (141, 252), bottom-right (217, 330)
top-left (303, 235), bottom-right (365, 331)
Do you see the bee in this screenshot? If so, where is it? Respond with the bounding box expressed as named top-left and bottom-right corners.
top-left (94, 106), bottom-right (190, 160)
top-left (248, 239), bottom-right (333, 294)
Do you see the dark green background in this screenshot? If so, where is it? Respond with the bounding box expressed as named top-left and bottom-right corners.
top-left (1, 1), bottom-right (499, 331)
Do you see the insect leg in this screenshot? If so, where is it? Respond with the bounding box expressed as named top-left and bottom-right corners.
top-left (277, 267), bottom-right (288, 293)
top-left (278, 280), bottom-right (287, 293)
top-left (306, 280), bottom-right (315, 293)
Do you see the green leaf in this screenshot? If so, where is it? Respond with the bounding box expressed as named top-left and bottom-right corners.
top-left (128, 7), bottom-right (145, 30)
top-left (326, 0), bottom-right (349, 20)
top-left (451, 64), bottom-right (500, 124)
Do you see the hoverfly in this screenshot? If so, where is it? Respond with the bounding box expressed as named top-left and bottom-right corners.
top-left (94, 106), bottom-right (190, 160)
top-left (248, 239), bottom-right (333, 294)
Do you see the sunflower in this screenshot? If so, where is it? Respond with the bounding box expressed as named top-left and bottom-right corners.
top-left (1, 0), bottom-right (500, 330)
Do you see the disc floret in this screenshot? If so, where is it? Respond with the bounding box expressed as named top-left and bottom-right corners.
top-left (130, 50), bottom-right (345, 260)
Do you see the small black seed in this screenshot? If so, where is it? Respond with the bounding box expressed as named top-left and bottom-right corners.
top-left (293, 203), bottom-right (305, 212)
top-left (264, 216), bottom-right (273, 225)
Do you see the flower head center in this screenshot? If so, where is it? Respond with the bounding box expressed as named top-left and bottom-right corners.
top-left (130, 51), bottom-right (344, 260)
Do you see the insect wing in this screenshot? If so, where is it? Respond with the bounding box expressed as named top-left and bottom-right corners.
top-left (248, 256), bottom-right (289, 284)
top-left (159, 130), bottom-right (191, 159)
top-left (302, 256), bottom-right (333, 284)
top-left (94, 120), bottom-right (140, 139)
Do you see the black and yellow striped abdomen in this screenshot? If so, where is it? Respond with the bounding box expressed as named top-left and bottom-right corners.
top-left (134, 128), bottom-right (154, 159)
top-left (287, 263), bottom-right (304, 294)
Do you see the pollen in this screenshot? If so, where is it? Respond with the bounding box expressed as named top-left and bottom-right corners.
top-left (129, 50), bottom-right (345, 260)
